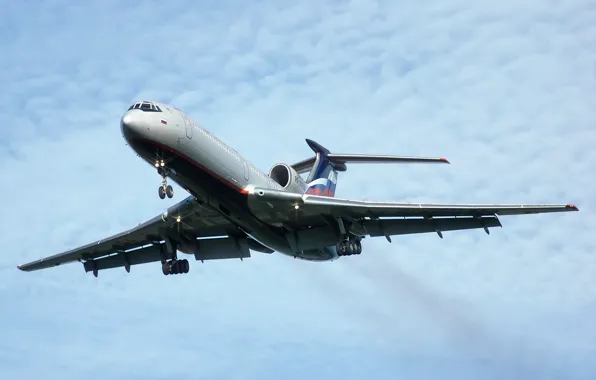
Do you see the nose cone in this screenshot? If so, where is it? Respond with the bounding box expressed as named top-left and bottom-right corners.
top-left (120, 111), bottom-right (145, 141)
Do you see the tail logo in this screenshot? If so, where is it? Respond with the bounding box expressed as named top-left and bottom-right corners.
top-left (305, 170), bottom-right (337, 197)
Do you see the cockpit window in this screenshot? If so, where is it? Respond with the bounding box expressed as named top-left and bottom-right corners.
top-left (127, 101), bottom-right (162, 112)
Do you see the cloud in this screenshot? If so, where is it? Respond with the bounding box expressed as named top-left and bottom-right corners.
top-left (1, 0), bottom-right (596, 379)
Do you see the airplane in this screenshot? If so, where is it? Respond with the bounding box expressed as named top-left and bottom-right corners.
top-left (17, 100), bottom-right (579, 277)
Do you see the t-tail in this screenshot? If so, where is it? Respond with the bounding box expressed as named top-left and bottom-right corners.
top-left (295, 139), bottom-right (450, 198)
top-left (303, 139), bottom-right (339, 197)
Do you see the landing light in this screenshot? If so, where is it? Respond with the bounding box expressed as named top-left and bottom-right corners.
top-left (176, 216), bottom-right (181, 223)
top-left (294, 205), bottom-right (300, 210)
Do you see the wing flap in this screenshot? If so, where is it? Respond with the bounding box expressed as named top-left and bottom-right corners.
top-left (355, 216), bottom-right (501, 237)
top-left (83, 244), bottom-right (169, 273)
top-left (82, 236), bottom-right (253, 275)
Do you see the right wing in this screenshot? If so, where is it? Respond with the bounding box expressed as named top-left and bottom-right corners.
top-left (17, 196), bottom-right (243, 273)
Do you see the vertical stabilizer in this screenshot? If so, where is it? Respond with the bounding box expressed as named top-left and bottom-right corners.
top-left (304, 139), bottom-right (339, 197)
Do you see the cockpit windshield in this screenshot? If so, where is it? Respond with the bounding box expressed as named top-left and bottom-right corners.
top-left (127, 101), bottom-right (162, 112)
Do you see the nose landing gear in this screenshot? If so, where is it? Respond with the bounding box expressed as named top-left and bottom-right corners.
top-left (155, 158), bottom-right (174, 199)
top-left (158, 181), bottom-right (174, 200)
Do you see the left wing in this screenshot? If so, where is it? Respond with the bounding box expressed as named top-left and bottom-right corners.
top-left (250, 188), bottom-right (578, 237)
top-left (17, 196), bottom-right (244, 273)
top-left (300, 195), bottom-right (579, 217)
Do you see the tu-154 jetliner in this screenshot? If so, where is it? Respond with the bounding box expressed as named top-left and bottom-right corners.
top-left (17, 100), bottom-right (579, 277)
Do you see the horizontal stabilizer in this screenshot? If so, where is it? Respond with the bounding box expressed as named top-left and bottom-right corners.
top-left (328, 153), bottom-right (449, 166)
top-left (292, 152), bottom-right (449, 174)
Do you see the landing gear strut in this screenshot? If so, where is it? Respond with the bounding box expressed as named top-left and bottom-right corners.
top-left (336, 237), bottom-right (362, 256)
top-left (155, 159), bottom-right (174, 199)
top-left (162, 259), bottom-right (190, 275)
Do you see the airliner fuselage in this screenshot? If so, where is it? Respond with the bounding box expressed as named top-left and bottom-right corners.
top-left (120, 100), bottom-right (338, 261)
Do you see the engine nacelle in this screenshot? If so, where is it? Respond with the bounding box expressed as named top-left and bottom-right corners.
top-left (268, 163), bottom-right (308, 194)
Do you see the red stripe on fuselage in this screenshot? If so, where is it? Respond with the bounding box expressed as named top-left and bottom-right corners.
top-left (140, 139), bottom-right (249, 195)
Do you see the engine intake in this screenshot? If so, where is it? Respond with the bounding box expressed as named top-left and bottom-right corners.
top-left (268, 163), bottom-right (307, 194)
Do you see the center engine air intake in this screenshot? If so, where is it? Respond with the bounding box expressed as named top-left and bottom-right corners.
top-left (268, 163), bottom-right (307, 194)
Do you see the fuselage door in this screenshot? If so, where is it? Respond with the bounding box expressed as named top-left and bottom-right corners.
top-left (180, 112), bottom-right (192, 139)
top-left (243, 161), bottom-right (249, 181)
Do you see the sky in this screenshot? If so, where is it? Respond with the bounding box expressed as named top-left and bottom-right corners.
top-left (1, 0), bottom-right (595, 378)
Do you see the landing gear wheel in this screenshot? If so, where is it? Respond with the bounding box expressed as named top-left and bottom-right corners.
top-left (181, 259), bottom-right (189, 274)
top-left (348, 241), bottom-right (357, 255)
top-left (161, 259), bottom-right (190, 275)
top-left (172, 260), bottom-right (181, 275)
top-left (337, 238), bottom-right (363, 256)
top-left (166, 185), bottom-right (174, 199)
top-left (156, 155), bottom-right (171, 200)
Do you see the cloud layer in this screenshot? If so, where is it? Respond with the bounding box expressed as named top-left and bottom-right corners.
top-left (1, 0), bottom-right (595, 379)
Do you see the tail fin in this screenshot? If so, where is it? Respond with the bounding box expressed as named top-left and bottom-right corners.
top-left (304, 139), bottom-right (339, 197)
top-left (298, 138), bottom-right (450, 197)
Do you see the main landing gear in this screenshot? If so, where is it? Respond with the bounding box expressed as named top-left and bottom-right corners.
top-left (336, 238), bottom-right (362, 256)
top-left (162, 259), bottom-right (190, 275)
top-left (334, 217), bottom-right (363, 257)
top-left (160, 238), bottom-right (190, 276)
top-left (155, 159), bottom-right (174, 199)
